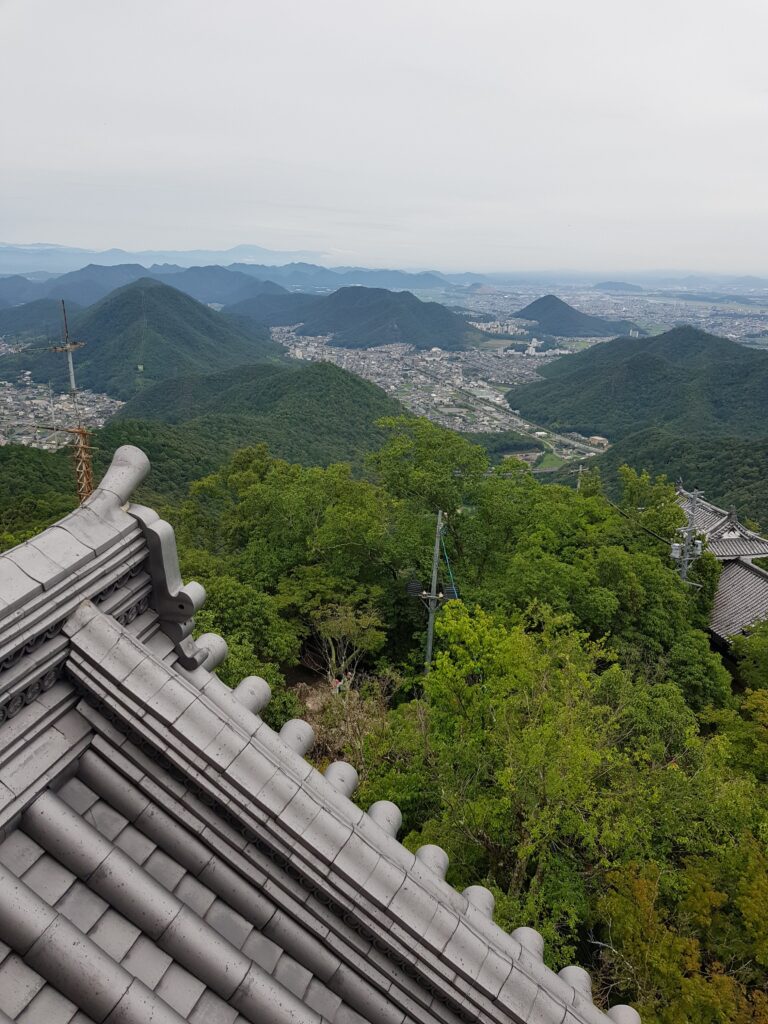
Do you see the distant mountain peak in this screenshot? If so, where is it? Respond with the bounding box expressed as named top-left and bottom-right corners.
top-left (515, 294), bottom-right (643, 338)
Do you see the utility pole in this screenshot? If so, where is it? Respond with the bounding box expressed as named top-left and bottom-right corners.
top-left (406, 510), bottom-right (458, 673)
top-left (672, 487), bottom-right (704, 580)
top-left (424, 510), bottom-right (443, 671)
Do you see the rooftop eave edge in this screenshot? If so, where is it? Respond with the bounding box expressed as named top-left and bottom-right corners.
top-left (84, 444), bottom-right (151, 516)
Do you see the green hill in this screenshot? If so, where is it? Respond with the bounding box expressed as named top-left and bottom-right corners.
top-left (0, 279), bottom-right (283, 399)
top-left (44, 263), bottom-right (148, 305)
top-left (0, 275), bottom-right (43, 307)
top-left (511, 326), bottom-right (768, 439)
top-left (515, 294), bottom-right (642, 337)
top-left (298, 287), bottom-right (482, 349)
top-left (110, 360), bottom-right (408, 491)
top-left (229, 286), bottom-right (483, 350)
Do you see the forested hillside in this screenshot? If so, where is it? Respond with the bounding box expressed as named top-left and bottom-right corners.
top-left (512, 326), bottom-right (768, 438)
top-left (515, 327), bottom-right (768, 525)
top-left (0, 362), bottom-right (408, 531)
top-left (0, 279), bottom-right (283, 398)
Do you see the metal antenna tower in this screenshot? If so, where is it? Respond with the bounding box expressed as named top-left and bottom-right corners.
top-left (47, 301), bottom-right (94, 503)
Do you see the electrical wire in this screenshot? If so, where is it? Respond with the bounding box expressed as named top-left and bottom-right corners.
top-left (603, 496), bottom-right (677, 544)
top-left (440, 528), bottom-right (460, 598)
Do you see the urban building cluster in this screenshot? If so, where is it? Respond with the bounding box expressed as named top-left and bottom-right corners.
top-left (270, 327), bottom-right (602, 464)
top-left (0, 376), bottom-right (123, 449)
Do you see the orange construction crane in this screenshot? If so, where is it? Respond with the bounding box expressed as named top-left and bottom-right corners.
top-left (16, 421), bottom-right (94, 503)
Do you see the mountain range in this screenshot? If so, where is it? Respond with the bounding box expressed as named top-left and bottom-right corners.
top-left (0, 263), bottom-right (291, 309)
top-left (0, 242), bottom-right (323, 275)
top-left (0, 261), bottom-right (454, 310)
top-left (514, 295), bottom-right (643, 338)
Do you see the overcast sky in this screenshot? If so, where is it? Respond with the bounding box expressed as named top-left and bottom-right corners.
top-left (2, 0), bottom-right (768, 272)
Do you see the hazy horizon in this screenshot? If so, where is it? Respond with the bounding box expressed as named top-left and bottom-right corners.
top-left (3, 0), bottom-right (768, 273)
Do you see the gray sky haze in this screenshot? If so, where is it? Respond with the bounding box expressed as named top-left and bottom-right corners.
top-left (2, 0), bottom-right (768, 272)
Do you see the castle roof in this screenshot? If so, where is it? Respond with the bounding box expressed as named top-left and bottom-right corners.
top-left (0, 446), bottom-right (639, 1024)
top-left (677, 488), bottom-right (768, 561)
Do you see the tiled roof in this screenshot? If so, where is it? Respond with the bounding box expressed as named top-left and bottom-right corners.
top-left (710, 559), bottom-right (768, 641)
top-left (677, 488), bottom-right (768, 560)
top-left (0, 445), bottom-right (640, 1024)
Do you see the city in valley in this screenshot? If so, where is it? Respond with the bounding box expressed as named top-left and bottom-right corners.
top-left (3, 278), bottom-right (768, 470)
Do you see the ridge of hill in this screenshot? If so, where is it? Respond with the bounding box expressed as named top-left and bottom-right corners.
top-left (515, 294), bottom-right (642, 337)
top-left (0, 279), bottom-right (283, 399)
top-left (152, 265), bottom-right (287, 305)
top-left (0, 298), bottom-right (80, 338)
top-left (0, 263), bottom-right (293, 310)
top-left (229, 286), bottom-right (483, 349)
top-left (42, 263), bottom-right (149, 306)
top-left (0, 275), bottom-right (45, 308)
top-left (510, 326), bottom-right (768, 439)
top-left (228, 262), bottom-right (447, 290)
top-left (109, 360), bottom-right (408, 495)
top-left (0, 361), bottom-right (409, 521)
top-left (593, 281), bottom-right (644, 293)
top-left (226, 292), bottom-right (320, 327)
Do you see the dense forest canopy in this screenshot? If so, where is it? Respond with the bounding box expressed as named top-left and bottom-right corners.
top-left (3, 413), bottom-right (768, 1022)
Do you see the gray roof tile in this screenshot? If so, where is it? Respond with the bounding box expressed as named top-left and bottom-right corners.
top-left (16, 983), bottom-right (79, 1024)
top-left (0, 830), bottom-right (44, 875)
top-left (204, 898), bottom-right (253, 950)
top-left (113, 823), bottom-right (156, 866)
top-left (84, 800), bottom-right (130, 841)
top-left (174, 873), bottom-right (217, 917)
top-left (187, 989), bottom-right (239, 1024)
top-left (57, 776), bottom-right (100, 815)
top-left (241, 929), bottom-right (283, 974)
top-left (0, 955), bottom-right (46, 1017)
top-left (88, 908), bottom-right (142, 962)
top-left (120, 935), bottom-right (173, 989)
top-left (22, 853), bottom-right (76, 905)
top-left (56, 880), bottom-right (109, 933)
top-left (155, 962), bottom-right (207, 1017)
top-left (274, 953), bottom-right (313, 1000)
top-left (144, 848), bottom-right (188, 891)
top-left (710, 559), bottom-right (768, 639)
